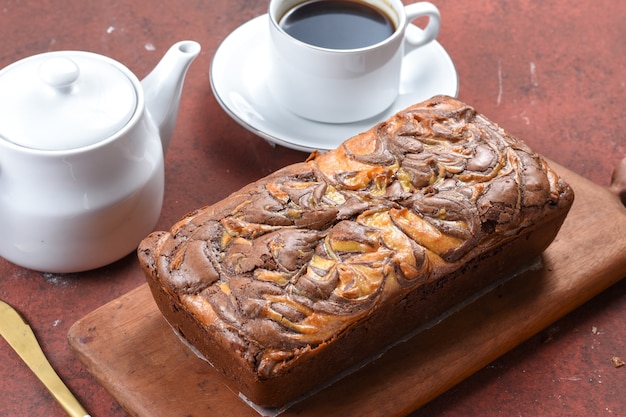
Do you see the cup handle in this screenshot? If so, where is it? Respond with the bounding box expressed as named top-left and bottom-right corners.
top-left (403, 2), bottom-right (441, 49)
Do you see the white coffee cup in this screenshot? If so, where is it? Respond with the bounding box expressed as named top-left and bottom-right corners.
top-left (267, 0), bottom-right (441, 124)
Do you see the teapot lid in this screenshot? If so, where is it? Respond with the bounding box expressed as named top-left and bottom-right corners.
top-left (0, 51), bottom-right (137, 151)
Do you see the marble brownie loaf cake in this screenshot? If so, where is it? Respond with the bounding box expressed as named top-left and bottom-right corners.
top-left (138, 96), bottom-right (574, 407)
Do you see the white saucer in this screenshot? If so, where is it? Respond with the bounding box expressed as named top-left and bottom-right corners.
top-left (210, 15), bottom-right (459, 153)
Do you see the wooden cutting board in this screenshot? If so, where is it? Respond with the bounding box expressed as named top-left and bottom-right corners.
top-left (68, 163), bottom-right (626, 417)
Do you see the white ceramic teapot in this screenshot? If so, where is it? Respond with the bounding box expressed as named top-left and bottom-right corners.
top-left (0, 41), bottom-right (201, 273)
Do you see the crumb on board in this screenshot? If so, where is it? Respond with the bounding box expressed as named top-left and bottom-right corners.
top-left (610, 356), bottom-right (625, 368)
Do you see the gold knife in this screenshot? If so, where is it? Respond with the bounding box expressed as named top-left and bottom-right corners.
top-left (0, 300), bottom-right (90, 417)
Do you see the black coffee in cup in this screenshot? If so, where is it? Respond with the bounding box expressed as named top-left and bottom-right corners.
top-left (279, 0), bottom-right (395, 49)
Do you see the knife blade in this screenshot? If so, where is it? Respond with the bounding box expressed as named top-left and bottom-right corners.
top-left (0, 300), bottom-right (90, 417)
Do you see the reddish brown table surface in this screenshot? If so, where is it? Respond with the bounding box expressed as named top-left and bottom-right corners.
top-left (0, 1), bottom-right (624, 416)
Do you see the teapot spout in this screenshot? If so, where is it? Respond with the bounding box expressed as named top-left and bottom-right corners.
top-left (142, 41), bottom-right (201, 153)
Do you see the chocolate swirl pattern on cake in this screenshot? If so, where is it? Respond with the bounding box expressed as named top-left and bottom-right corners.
top-left (140, 96), bottom-right (573, 380)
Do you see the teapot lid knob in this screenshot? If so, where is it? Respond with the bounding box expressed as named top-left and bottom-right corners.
top-left (39, 57), bottom-right (80, 92)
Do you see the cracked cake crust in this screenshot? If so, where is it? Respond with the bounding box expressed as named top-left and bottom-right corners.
top-left (138, 96), bottom-right (574, 407)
